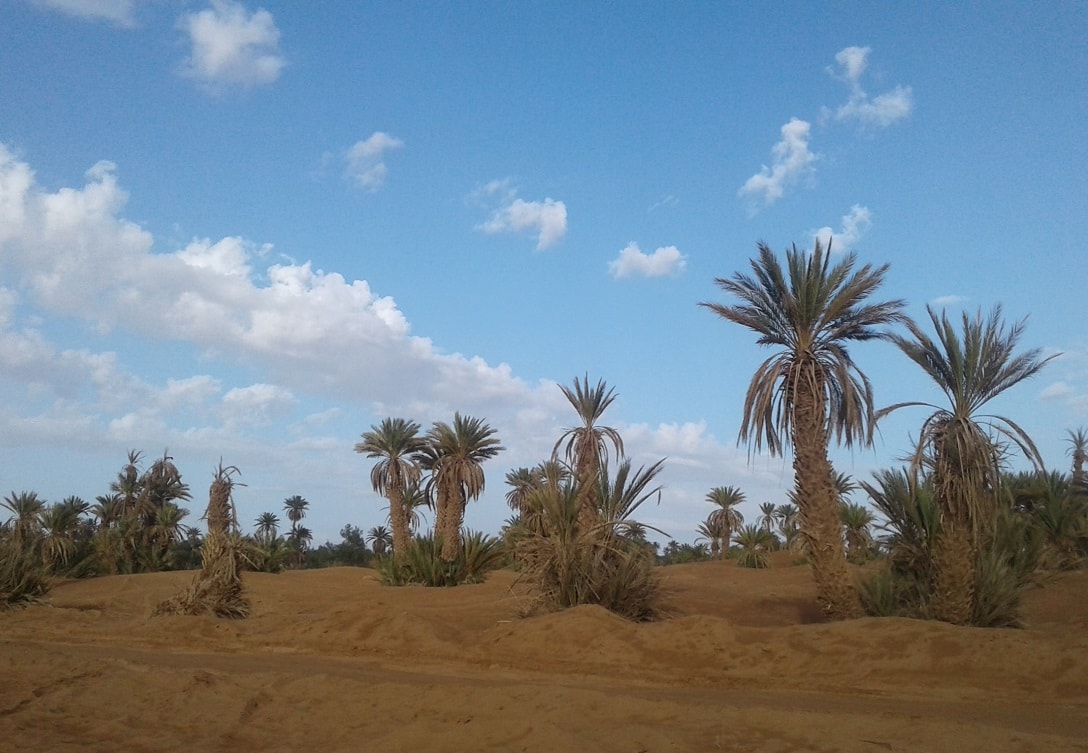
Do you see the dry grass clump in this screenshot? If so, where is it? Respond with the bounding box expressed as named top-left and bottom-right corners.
top-left (155, 462), bottom-right (250, 619)
top-left (0, 540), bottom-right (50, 609)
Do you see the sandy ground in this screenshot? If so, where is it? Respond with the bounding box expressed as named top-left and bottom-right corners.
top-left (2, 556), bottom-right (1086, 752)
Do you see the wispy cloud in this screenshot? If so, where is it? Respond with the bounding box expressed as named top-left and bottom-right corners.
top-left (738, 117), bottom-right (816, 210)
top-left (344, 132), bottom-right (405, 192)
top-left (928, 294), bottom-right (969, 308)
top-left (828, 46), bottom-right (913, 128)
top-left (812, 204), bottom-right (873, 255)
top-left (608, 242), bottom-right (686, 279)
top-left (179, 0), bottom-right (285, 91)
top-left (33, 0), bottom-right (139, 27)
top-left (474, 180), bottom-right (567, 250)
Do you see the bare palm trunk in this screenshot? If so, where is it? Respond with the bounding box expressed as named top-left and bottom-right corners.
top-left (440, 486), bottom-right (465, 562)
top-left (793, 389), bottom-right (862, 620)
top-left (387, 483), bottom-right (411, 566)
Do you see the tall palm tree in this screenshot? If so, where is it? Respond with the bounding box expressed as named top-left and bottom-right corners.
top-left (553, 376), bottom-right (625, 531)
top-left (700, 240), bottom-right (907, 619)
top-left (758, 501), bottom-right (778, 533)
top-left (705, 486), bottom-right (745, 557)
top-left (254, 512), bottom-right (280, 544)
top-left (878, 304), bottom-right (1055, 624)
top-left (424, 413), bottom-right (504, 561)
top-left (38, 503), bottom-right (79, 572)
top-left (1067, 428), bottom-right (1088, 490)
top-left (355, 417), bottom-right (427, 566)
top-left (282, 495), bottom-right (309, 528)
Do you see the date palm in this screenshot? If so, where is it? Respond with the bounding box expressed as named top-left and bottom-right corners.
top-left (554, 376), bottom-right (625, 531)
top-left (2, 491), bottom-right (45, 547)
top-left (254, 512), bottom-right (280, 544)
top-left (878, 305), bottom-right (1055, 624)
top-left (1067, 428), bottom-right (1088, 490)
top-left (423, 413), bottom-right (503, 562)
top-left (705, 486), bottom-right (745, 556)
top-left (696, 518), bottom-right (726, 558)
top-left (366, 525), bottom-right (393, 557)
top-left (700, 240), bottom-right (907, 618)
top-left (355, 417), bottom-right (427, 566)
top-left (758, 501), bottom-right (777, 533)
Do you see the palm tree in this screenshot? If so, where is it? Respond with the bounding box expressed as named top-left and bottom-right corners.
top-left (696, 518), bottom-right (725, 558)
top-left (254, 512), bottom-right (280, 544)
top-left (283, 495), bottom-right (309, 528)
top-left (758, 501), bottom-right (777, 533)
top-left (839, 501), bottom-right (875, 564)
top-left (733, 524), bottom-right (776, 569)
top-left (38, 503), bottom-right (79, 572)
top-left (366, 525), bottom-right (393, 557)
top-left (878, 305), bottom-right (1055, 624)
top-left (355, 417), bottom-right (428, 566)
top-left (1067, 428), bottom-right (1088, 490)
top-left (2, 491), bottom-right (45, 547)
top-left (505, 467), bottom-right (544, 517)
top-left (553, 376), bottom-right (625, 531)
top-left (705, 486), bottom-right (745, 557)
top-left (700, 239), bottom-right (907, 619)
top-left (423, 413), bottom-right (504, 561)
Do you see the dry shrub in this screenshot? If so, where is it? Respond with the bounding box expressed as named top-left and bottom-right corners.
top-left (155, 463), bottom-right (249, 619)
top-left (0, 540), bottom-right (50, 608)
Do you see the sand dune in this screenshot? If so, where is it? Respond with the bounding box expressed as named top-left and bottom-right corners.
top-left (2, 559), bottom-right (1086, 752)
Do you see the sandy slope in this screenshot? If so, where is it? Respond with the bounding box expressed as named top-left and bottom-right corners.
top-left (2, 559), bottom-right (1086, 752)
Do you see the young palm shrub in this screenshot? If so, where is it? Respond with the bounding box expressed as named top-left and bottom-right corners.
top-left (156, 463), bottom-right (250, 618)
top-left (512, 459), bottom-right (664, 621)
top-left (376, 530), bottom-right (505, 586)
top-left (733, 524), bottom-right (775, 568)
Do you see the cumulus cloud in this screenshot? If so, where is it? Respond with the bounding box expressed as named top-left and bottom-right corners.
top-left (608, 243), bottom-right (686, 279)
top-left (179, 0), bottom-right (285, 90)
top-left (738, 118), bottom-right (816, 210)
top-left (344, 132), bottom-right (405, 192)
top-left (828, 46), bottom-right (913, 128)
top-left (33, 0), bottom-right (139, 26)
top-left (475, 182), bottom-right (567, 250)
top-left (812, 204), bottom-right (873, 255)
top-left (0, 143), bottom-right (801, 546)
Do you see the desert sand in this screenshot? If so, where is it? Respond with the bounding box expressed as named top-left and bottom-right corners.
top-left (2, 556), bottom-right (1086, 752)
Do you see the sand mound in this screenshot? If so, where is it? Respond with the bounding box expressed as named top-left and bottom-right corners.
top-left (2, 562), bottom-right (1086, 752)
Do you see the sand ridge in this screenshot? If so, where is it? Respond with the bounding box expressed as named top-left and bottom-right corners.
top-left (2, 560), bottom-right (1086, 752)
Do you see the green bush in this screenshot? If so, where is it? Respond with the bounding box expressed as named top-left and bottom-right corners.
top-left (376, 531), bottom-right (504, 587)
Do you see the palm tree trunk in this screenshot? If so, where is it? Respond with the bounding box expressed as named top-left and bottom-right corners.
top-left (792, 387), bottom-right (862, 620)
top-left (930, 523), bottom-right (974, 625)
top-left (387, 484), bottom-right (411, 566)
top-left (440, 482), bottom-right (465, 562)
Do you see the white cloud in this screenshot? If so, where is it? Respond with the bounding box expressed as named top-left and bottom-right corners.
top-left (33, 0), bottom-right (139, 26)
top-left (738, 118), bottom-right (816, 210)
top-left (476, 187), bottom-right (568, 250)
top-left (829, 46), bottom-right (913, 128)
top-left (608, 243), bottom-right (686, 279)
top-left (928, 294), bottom-right (969, 308)
top-left (0, 144), bottom-right (805, 546)
top-left (344, 132), bottom-right (405, 192)
top-left (179, 0), bottom-right (285, 90)
top-left (221, 383), bottom-right (296, 428)
top-left (812, 204), bottom-right (873, 255)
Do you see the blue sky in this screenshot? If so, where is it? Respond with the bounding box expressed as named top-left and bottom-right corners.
top-left (1, 1), bottom-right (1086, 545)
